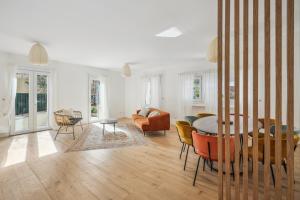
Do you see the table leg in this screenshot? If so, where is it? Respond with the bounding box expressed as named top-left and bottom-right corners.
top-left (103, 124), bottom-right (105, 135)
top-left (114, 123), bottom-right (116, 134)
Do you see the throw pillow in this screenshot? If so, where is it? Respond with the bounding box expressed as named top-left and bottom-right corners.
top-left (148, 111), bottom-right (160, 118)
top-left (139, 108), bottom-right (150, 117)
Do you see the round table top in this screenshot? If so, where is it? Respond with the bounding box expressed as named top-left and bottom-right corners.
top-left (192, 116), bottom-right (262, 135)
top-left (99, 119), bottom-right (118, 124)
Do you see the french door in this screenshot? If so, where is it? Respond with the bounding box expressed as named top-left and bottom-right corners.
top-left (13, 69), bottom-right (50, 134)
top-left (88, 76), bottom-right (101, 122)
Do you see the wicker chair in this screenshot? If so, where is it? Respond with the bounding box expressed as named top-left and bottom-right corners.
top-left (54, 109), bottom-right (83, 140)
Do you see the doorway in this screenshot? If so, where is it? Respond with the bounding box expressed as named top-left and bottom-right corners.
top-left (13, 69), bottom-right (51, 134)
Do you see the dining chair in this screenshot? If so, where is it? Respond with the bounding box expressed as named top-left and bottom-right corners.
top-left (258, 118), bottom-right (276, 129)
top-left (249, 118), bottom-right (276, 146)
top-left (175, 121), bottom-right (197, 170)
top-left (184, 116), bottom-right (200, 126)
top-left (191, 131), bottom-right (236, 186)
top-left (196, 112), bottom-right (215, 118)
top-left (230, 113), bottom-right (244, 116)
top-left (248, 134), bottom-right (300, 186)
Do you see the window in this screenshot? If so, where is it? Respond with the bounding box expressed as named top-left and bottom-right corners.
top-left (193, 75), bottom-right (203, 104)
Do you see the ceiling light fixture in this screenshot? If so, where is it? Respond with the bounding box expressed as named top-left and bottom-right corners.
top-left (207, 37), bottom-right (218, 63)
top-left (155, 27), bottom-right (182, 38)
top-left (29, 42), bottom-right (48, 65)
top-left (122, 63), bottom-right (131, 77)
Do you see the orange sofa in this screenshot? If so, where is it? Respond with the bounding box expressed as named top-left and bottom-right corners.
top-left (132, 108), bottom-right (170, 136)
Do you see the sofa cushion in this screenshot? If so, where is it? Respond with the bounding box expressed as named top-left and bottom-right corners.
top-left (132, 114), bottom-right (144, 121)
top-left (148, 110), bottom-right (160, 118)
top-left (139, 108), bottom-right (150, 117)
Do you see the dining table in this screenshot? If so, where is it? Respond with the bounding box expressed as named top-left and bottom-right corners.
top-left (193, 115), bottom-right (263, 146)
top-left (192, 115), bottom-right (262, 135)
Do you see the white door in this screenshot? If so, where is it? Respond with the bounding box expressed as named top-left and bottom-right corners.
top-left (88, 76), bottom-right (101, 122)
top-left (13, 70), bottom-right (50, 134)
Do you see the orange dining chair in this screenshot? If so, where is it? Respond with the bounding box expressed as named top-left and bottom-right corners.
top-left (192, 131), bottom-right (236, 186)
top-left (176, 121), bottom-right (197, 170)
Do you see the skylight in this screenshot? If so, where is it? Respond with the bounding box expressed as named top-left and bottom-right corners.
top-left (155, 27), bottom-right (182, 38)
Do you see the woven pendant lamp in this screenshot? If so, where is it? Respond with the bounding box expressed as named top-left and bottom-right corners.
top-left (207, 37), bottom-right (218, 63)
top-left (122, 63), bottom-right (131, 77)
top-left (29, 42), bottom-right (48, 65)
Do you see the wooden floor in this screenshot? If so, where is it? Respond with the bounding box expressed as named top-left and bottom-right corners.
top-left (0, 120), bottom-right (299, 200)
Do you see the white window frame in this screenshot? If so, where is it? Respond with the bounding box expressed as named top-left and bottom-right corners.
top-left (192, 75), bottom-right (204, 106)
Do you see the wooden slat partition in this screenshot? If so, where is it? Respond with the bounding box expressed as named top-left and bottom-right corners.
top-left (224, 0), bottom-right (231, 199)
top-left (252, 0), bottom-right (259, 199)
top-left (264, 0), bottom-right (271, 199)
top-left (217, 0), bottom-right (224, 198)
top-left (275, 0), bottom-right (282, 198)
top-left (216, 0), bottom-right (294, 199)
top-left (234, 0), bottom-right (240, 199)
top-left (242, 0), bottom-right (249, 199)
top-left (286, 0), bottom-right (295, 199)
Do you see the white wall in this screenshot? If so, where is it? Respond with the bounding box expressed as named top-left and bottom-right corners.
top-left (124, 62), bottom-right (216, 123)
top-left (0, 51), bottom-right (125, 136)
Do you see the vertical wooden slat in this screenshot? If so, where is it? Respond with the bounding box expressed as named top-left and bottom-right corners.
top-left (234, 0), bottom-right (240, 199)
top-left (252, 0), bottom-right (259, 199)
top-left (264, 0), bottom-right (271, 199)
top-left (224, 0), bottom-right (231, 199)
top-left (217, 0), bottom-right (224, 198)
top-left (242, 0), bottom-right (249, 199)
top-left (286, 0), bottom-right (294, 199)
top-left (275, 0), bottom-right (282, 198)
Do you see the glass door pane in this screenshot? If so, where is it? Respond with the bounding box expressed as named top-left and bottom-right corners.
top-left (36, 74), bottom-right (49, 129)
top-left (90, 79), bottom-right (101, 121)
top-left (15, 73), bottom-right (30, 132)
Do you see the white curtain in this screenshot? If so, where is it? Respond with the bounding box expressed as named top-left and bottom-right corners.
top-left (0, 64), bottom-right (16, 134)
top-left (100, 76), bottom-right (109, 119)
top-left (177, 72), bottom-right (194, 120)
top-left (149, 75), bottom-right (162, 108)
top-left (202, 70), bottom-right (218, 113)
top-left (141, 75), bottom-right (162, 108)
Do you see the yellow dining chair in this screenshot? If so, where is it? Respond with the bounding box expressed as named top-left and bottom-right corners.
top-left (196, 112), bottom-right (215, 118)
top-left (176, 121), bottom-right (197, 170)
top-left (248, 134), bottom-right (299, 186)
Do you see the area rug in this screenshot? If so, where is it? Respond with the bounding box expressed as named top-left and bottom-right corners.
top-left (66, 123), bottom-right (147, 152)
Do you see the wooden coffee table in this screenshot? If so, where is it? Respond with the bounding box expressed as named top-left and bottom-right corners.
top-left (99, 119), bottom-right (118, 135)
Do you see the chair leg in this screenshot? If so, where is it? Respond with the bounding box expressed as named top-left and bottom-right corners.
top-left (270, 164), bottom-right (275, 187)
top-left (180, 143), bottom-right (185, 159)
top-left (210, 160), bottom-right (213, 172)
top-left (231, 162), bottom-right (235, 181)
top-left (203, 159), bottom-right (206, 171)
top-left (183, 143), bottom-right (186, 152)
top-left (282, 161), bottom-right (287, 174)
top-left (193, 156), bottom-right (201, 186)
top-left (184, 145), bottom-right (190, 171)
top-left (80, 121), bottom-right (83, 132)
top-left (72, 126), bottom-right (75, 140)
top-left (54, 126), bottom-right (62, 140)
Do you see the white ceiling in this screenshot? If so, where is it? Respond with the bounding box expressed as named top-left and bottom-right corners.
top-left (0, 0), bottom-right (217, 70)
